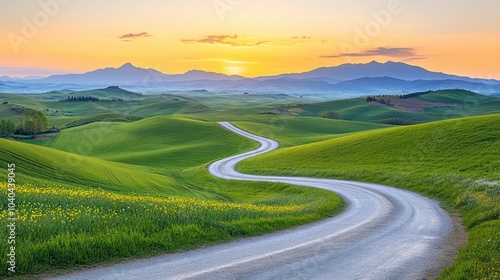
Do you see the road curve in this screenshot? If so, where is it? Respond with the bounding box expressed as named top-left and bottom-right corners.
top-left (50, 122), bottom-right (452, 280)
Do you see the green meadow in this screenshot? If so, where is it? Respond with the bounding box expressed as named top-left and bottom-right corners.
top-left (0, 88), bottom-right (499, 278)
top-left (240, 114), bottom-right (500, 280)
top-left (0, 113), bottom-right (344, 276)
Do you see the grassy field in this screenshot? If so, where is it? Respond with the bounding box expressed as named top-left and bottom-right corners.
top-left (239, 114), bottom-right (500, 280)
top-left (0, 115), bottom-right (343, 277)
top-left (2, 89), bottom-right (499, 130)
top-left (1, 89), bottom-right (499, 278)
top-left (51, 116), bottom-right (256, 171)
top-left (0, 183), bottom-right (342, 276)
top-left (232, 116), bottom-right (390, 146)
top-left (0, 137), bottom-right (191, 197)
top-left (279, 90), bottom-right (500, 124)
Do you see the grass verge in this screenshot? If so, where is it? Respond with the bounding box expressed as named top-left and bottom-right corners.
top-left (0, 183), bottom-right (342, 277)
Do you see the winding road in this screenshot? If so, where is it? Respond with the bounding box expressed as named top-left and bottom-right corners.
top-left (51, 122), bottom-right (452, 280)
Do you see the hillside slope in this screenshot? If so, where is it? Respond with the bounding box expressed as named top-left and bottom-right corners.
top-left (51, 116), bottom-right (256, 171)
top-left (0, 138), bottom-right (210, 198)
top-left (287, 90), bottom-right (500, 124)
top-left (240, 114), bottom-right (500, 279)
top-left (241, 114), bottom-right (500, 178)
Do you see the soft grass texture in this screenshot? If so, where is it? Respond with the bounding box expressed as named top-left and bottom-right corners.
top-left (0, 183), bottom-right (342, 276)
top-left (63, 113), bottom-right (143, 128)
top-left (239, 114), bottom-right (500, 280)
top-left (0, 115), bottom-right (344, 277)
top-left (52, 116), bottom-right (256, 171)
top-left (232, 116), bottom-right (390, 147)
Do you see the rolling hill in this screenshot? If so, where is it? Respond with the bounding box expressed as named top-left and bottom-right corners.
top-left (281, 90), bottom-right (500, 124)
top-left (239, 114), bottom-right (500, 279)
top-left (239, 114), bottom-right (500, 179)
top-left (0, 137), bottom-right (193, 196)
top-left (51, 116), bottom-right (257, 171)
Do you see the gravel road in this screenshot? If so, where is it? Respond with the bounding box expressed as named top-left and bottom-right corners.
top-left (49, 122), bottom-right (452, 280)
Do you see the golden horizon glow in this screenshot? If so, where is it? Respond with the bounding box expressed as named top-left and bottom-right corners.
top-left (1, 1), bottom-right (500, 79)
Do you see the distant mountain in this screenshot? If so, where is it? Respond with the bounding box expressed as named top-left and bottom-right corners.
top-left (168, 70), bottom-right (245, 82)
top-left (258, 61), bottom-right (499, 84)
top-left (2, 61), bottom-right (499, 99)
top-left (43, 63), bottom-right (170, 85)
top-left (330, 77), bottom-right (500, 95)
top-left (42, 63), bottom-right (245, 85)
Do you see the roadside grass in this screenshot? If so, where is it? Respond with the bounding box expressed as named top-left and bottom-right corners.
top-left (0, 115), bottom-right (344, 277)
top-left (239, 114), bottom-right (500, 280)
top-left (0, 181), bottom-right (342, 276)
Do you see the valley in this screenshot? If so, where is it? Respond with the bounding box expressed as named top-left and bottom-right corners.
top-left (0, 87), bottom-right (498, 279)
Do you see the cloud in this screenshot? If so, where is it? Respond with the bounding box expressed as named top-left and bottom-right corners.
top-left (181, 35), bottom-right (266, 47)
top-left (321, 47), bottom-right (426, 60)
top-left (118, 32), bottom-right (152, 41)
top-left (181, 34), bottom-right (324, 47)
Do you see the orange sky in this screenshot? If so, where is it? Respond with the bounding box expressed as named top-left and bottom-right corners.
top-left (1, 0), bottom-right (500, 79)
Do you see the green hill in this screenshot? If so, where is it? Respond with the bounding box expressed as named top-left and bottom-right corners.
top-left (240, 114), bottom-right (500, 279)
top-left (233, 116), bottom-right (391, 146)
top-left (241, 114), bottom-right (500, 178)
top-left (52, 116), bottom-right (256, 171)
top-left (42, 86), bottom-right (143, 101)
top-left (280, 90), bottom-right (500, 125)
top-left (0, 138), bottom-right (205, 197)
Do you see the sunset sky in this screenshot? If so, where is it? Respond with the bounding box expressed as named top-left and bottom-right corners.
top-left (1, 0), bottom-right (499, 78)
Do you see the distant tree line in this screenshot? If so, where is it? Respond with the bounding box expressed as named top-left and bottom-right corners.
top-left (366, 95), bottom-right (401, 102)
top-left (366, 91), bottom-right (436, 102)
top-left (60, 96), bottom-right (124, 102)
top-left (365, 96), bottom-right (393, 106)
top-left (399, 90), bottom-right (435, 99)
top-left (61, 96), bottom-right (100, 102)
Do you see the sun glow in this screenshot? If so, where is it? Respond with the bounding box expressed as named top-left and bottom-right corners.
top-left (0, 1), bottom-right (499, 78)
top-left (225, 65), bottom-right (245, 76)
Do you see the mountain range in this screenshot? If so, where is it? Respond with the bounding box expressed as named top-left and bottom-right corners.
top-left (1, 61), bottom-right (499, 99)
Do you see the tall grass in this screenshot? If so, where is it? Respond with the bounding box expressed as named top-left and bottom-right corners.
top-left (0, 183), bottom-right (342, 277)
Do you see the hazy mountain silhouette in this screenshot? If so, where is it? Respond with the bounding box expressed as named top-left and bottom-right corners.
top-left (43, 63), bottom-right (170, 85)
top-left (2, 61), bottom-right (500, 97)
top-left (257, 61), bottom-right (499, 84)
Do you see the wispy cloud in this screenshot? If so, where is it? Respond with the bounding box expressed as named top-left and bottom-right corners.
top-left (321, 47), bottom-right (426, 60)
top-left (181, 34), bottom-right (325, 47)
top-left (181, 35), bottom-right (267, 47)
top-left (118, 32), bottom-right (152, 42)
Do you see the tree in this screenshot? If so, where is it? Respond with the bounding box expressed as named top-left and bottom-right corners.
top-left (322, 111), bottom-right (340, 119)
top-left (0, 119), bottom-right (16, 136)
top-left (19, 110), bottom-right (49, 137)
